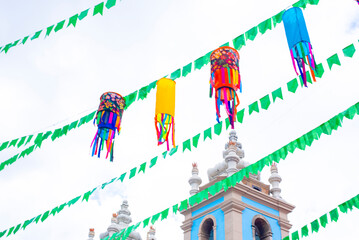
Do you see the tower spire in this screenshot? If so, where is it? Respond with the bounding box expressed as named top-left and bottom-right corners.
top-left (88, 228), bottom-right (95, 240)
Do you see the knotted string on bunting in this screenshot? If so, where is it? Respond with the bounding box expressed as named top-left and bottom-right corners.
top-left (91, 92), bottom-right (125, 161)
top-left (210, 46), bottom-right (241, 129)
top-left (155, 78), bottom-right (176, 151)
top-left (283, 7), bottom-right (317, 87)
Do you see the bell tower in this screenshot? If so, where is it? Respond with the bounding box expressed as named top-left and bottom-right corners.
top-left (181, 130), bottom-right (295, 240)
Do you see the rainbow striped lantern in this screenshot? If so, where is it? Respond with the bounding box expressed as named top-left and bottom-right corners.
top-left (210, 46), bottom-right (241, 129)
top-left (283, 7), bottom-right (316, 87)
top-left (155, 78), bottom-right (176, 150)
top-left (91, 92), bottom-right (125, 161)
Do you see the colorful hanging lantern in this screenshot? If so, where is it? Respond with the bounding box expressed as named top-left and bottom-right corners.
top-left (91, 92), bottom-right (125, 161)
top-left (155, 78), bottom-right (176, 150)
top-left (210, 46), bottom-right (241, 129)
top-left (282, 7), bottom-right (317, 87)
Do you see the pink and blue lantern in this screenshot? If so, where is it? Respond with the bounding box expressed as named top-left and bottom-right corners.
top-left (91, 92), bottom-right (125, 161)
top-left (282, 7), bottom-right (316, 87)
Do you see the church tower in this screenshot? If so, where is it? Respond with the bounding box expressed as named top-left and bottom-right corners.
top-left (181, 130), bottom-right (295, 240)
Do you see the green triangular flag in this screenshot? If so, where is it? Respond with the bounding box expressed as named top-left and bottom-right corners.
top-left (192, 133), bottom-right (200, 148)
top-left (169, 145), bottom-right (178, 156)
top-left (272, 87), bottom-right (283, 102)
top-left (170, 68), bottom-right (181, 80)
top-left (142, 217), bottom-right (150, 228)
top-left (149, 156), bottom-right (158, 168)
top-left (54, 20), bottom-right (65, 32)
top-left (225, 118), bottom-right (230, 129)
top-left (17, 136), bottom-right (26, 148)
top-left (9, 139), bottom-right (18, 147)
top-left (0, 141), bottom-right (9, 151)
top-left (0, 230), bottom-right (6, 238)
top-left (82, 188), bottom-right (96, 202)
top-left (236, 109), bottom-right (244, 123)
top-left (272, 10), bottom-right (285, 27)
top-left (245, 26), bottom-right (258, 41)
top-left (67, 196), bottom-right (81, 206)
top-left (12, 224), bottom-right (21, 234)
top-left (214, 122), bottom-right (222, 136)
top-left (194, 56), bottom-right (205, 70)
top-left (329, 208), bottom-right (339, 222)
top-left (105, 0), bottom-right (117, 9)
top-left (22, 36), bottom-right (29, 45)
top-left (179, 199), bottom-right (188, 211)
top-left (287, 78), bottom-right (299, 93)
top-left (327, 53), bottom-right (341, 70)
top-left (308, 0), bottom-right (319, 5)
top-left (69, 120), bottom-right (79, 131)
top-left (319, 214), bottom-right (328, 228)
top-left (258, 18), bottom-right (272, 34)
top-left (182, 139), bottom-right (191, 152)
top-left (117, 172), bottom-right (127, 182)
top-left (6, 227), bottom-right (14, 237)
top-left (343, 43), bottom-right (356, 58)
top-left (182, 62), bottom-right (192, 77)
top-left (124, 91), bottom-right (138, 109)
top-left (162, 151), bottom-right (168, 159)
top-left (310, 219), bottom-right (320, 233)
top-left (31, 30), bottom-right (42, 40)
top-left (291, 231), bottom-right (299, 240)
top-left (203, 127), bottom-right (212, 141)
top-left (232, 34), bottom-right (246, 51)
top-left (22, 217), bottom-right (35, 230)
top-left (45, 25), bottom-right (54, 37)
top-left (93, 2), bottom-right (105, 16)
top-left (138, 86), bottom-right (148, 100)
top-left (79, 9), bottom-right (89, 20)
top-left (129, 167), bottom-right (137, 179)
top-left (260, 95), bottom-right (271, 110)
top-left (41, 211), bottom-right (50, 222)
top-left (138, 162), bottom-right (146, 174)
top-left (301, 225), bottom-right (309, 237)
top-left (248, 101), bottom-right (259, 115)
top-left (161, 208), bottom-right (169, 220)
top-left (67, 14), bottom-right (78, 28)
top-left (151, 213), bottom-right (161, 225)
top-left (314, 63), bottom-right (324, 78)
top-left (172, 204), bottom-right (179, 214)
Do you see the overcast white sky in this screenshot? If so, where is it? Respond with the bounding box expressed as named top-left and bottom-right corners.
top-left (0, 0), bottom-right (358, 239)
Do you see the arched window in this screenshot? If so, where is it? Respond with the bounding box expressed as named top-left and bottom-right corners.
top-left (251, 215), bottom-right (273, 240)
top-left (198, 215), bottom-right (217, 240)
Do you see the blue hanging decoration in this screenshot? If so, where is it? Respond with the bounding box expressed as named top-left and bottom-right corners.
top-left (91, 92), bottom-right (126, 161)
top-left (282, 7), bottom-right (317, 87)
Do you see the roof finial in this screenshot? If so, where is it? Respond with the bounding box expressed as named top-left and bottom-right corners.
top-left (147, 226), bottom-right (157, 240)
top-left (88, 228), bottom-right (95, 240)
top-left (268, 163), bottom-right (282, 199)
top-left (189, 162), bottom-right (202, 196)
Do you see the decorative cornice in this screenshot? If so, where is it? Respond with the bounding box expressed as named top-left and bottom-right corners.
top-left (180, 219), bottom-right (193, 232)
top-left (220, 199), bottom-right (245, 214)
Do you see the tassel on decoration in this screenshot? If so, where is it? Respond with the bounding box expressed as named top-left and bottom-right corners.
top-left (283, 7), bottom-right (317, 87)
top-left (155, 78), bottom-right (176, 151)
top-left (91, 92), bottom-right (125, 161)
top-left (210, 46), bottom-right (241, 129)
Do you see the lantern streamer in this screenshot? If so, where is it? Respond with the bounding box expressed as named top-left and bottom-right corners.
top-left (91, 92), bottom-right (125, 161)
top-left (155, 78), bottom-right (176, 150)
top-left (283, 7), bottom-right (317, 87)
top-left (210, 46), bottom-right (241, 129)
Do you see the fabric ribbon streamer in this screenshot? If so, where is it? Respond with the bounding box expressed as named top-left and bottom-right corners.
top-left (155, 78), bottom-right (176, 151)
top-left (91, 92), bottom-right (125, 161)
top-left (282, 7), bottom-right (317, 87)
top-left (210, 46), bottom-right (241, 129)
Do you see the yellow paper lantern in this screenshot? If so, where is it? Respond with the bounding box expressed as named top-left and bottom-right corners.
top-left (154, 78), bottom-right (176, 150)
